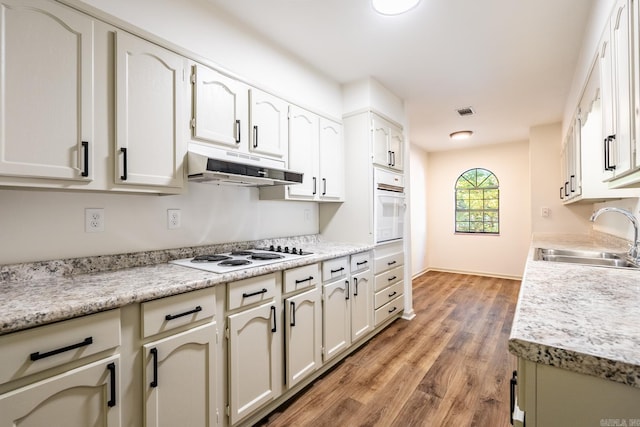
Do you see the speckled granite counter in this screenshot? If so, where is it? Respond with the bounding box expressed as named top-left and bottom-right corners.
top-left (0, 236), bottom-right (373, 336)
top-left (509, 232), bottom-right (640, 388)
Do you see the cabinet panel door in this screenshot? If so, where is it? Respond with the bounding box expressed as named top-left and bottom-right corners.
top-left (319, 118), bottom-right (344, 201)
top-left (371, 117), bottom-right (391, 168)
top-left (143, 323), bottom-right (217, 427)
top-left (0, 356), bottom-right (120, 427)
top-left (192, 64), bottom-right (249, 149)
top-left (288, 106), bottom-right (319, 198)
top-left (389, 126), bottom-right (404, 171)
top-left (284, 287), bottom-right (322, 388)
top-left (249, 88), bottom-right (287, 159)
top-left (322, 280), bottom-right (350, 362)
top-left (115, 31), bottom-right (185, 188)
top-left (0, 0), bottom-right (93, 181)
top-left (350, 269), bottom-right (373, 342)
top-left (228, 301), bottom-right (281, 425)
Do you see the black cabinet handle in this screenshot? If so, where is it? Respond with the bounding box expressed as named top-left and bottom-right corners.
top-left (271, 306), bottom-right (277, 332)
top-left (391, 151), bottom-right (396, 167)
top-left (107, 362), bottom-right (116, 407)
top-left (290, 301), bottom-right (296, 327)
top-left (510, 370), bottom-right (517, 425)
top-left (345, 280), bottom-right (350, 300)
top-left (389, 291), bottom-right (397, 298)
top-left (331, 267), bottom-right (345, 274)
top-left (322, 178), bottom-right (327, 195)
top-left (388, 306), bottom-right (397, 314)
top-left (388, 276), bottom-right (397, 281)
top-left (120, 147), bottom-right (128, 180)
top-left (253, 125), bottom-right (259, 148)
top-left (81, 141), bottom-right (89, 177)
top-left (30, 336), bottom-right (93, 361)
top-left (243, 288), bottom-right (268, 298)
top-left (388, 150), bottom-right (392, 166)
top-left (353, 277), bottom-right (359, 296)
top-left (560, 186), bottom-right (564, 200)
top-left (564, 181), bottom-right (569, 198)
top-left (387, 261), bottom-right (397, 266)
top-left (295, 276), bottom-right (314, 284)
top-left (356, 260), bottom-right (368, 266)
top-left (235, 120), bottom-right (241, 144)
top-left (570, 175), bottom-right (576, 193)
top-left (165, 305), bottom-right (202, 321)
top-left (312, 177), bottom-right (317, 195)
top-left (604, 135), bottom-right (617, 171)
top-left (150, 348), bottom-right (158, 388)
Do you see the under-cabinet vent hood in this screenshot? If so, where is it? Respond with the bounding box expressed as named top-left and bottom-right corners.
top-left (187, 144), bottom-right (303, 187)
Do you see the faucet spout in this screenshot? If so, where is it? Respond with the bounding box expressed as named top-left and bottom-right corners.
top-left (590, 207), bottom-right (640, 261)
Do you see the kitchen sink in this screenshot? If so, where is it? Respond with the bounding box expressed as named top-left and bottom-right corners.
top-left (534, 248), bottom-right (639, 269)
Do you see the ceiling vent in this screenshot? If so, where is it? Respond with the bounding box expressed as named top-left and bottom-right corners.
top-left (456, 107), bottom-right (475, 117)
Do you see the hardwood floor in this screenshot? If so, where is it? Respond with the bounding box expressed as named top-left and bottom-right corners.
top-left (258, 271), bottom-right (521, 427)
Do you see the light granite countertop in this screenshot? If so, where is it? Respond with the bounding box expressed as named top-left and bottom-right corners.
top-left (0, 237), bottom-right (373, 336)
top-left (509, 232), bottom-right (640, 388)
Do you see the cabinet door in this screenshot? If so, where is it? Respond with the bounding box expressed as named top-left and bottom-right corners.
top-left (0, 356), bottom-right (120, 427)
top-left (0, 0), bottom-right (93, 181)
top-left (322, 279), bottom-right (350, 362)
top-left (371, 117), bottom-right (391, 168)
top-left (288, 106), bottom-right (319, 199)
top-left (350, 269), bottom-right (373, 342)
top-left (227, 301), bottom-right (281, 425)
top-left (599, 28), bottom-right (617, 179)
top-left (388, 125), bottom-right (404, 171)
top-left (319, 118), bottom-right (345, 201)
top-left (284, 287), bottom-right (322, 389)
top-left (143, 323), bottom-right (217, 427)
top-left (115, 31), bottom-right (186, 188)
top-left (249, 88), bottom-right (287, 159)
top-left (192, 64), bottom-right (249, 150)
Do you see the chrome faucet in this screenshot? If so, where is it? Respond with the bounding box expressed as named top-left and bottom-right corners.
top-left (590, 207), bottom-right (640, 262)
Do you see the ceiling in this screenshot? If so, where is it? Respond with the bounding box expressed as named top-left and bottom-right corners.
top-left (204, 0), bottom-right (596, 152)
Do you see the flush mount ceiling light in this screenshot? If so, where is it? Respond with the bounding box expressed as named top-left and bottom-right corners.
top-left (372, 0), bottom-right (421, 15)
top-left (450, 130), bottom-right (474, 140)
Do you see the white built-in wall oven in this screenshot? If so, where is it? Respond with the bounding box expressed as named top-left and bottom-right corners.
top-left (374, 167), bottom-right (405, 243)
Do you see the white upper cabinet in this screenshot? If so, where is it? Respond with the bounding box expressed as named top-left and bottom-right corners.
top-left (372, 114), bottom-right (403, 171)
top-left (115, 30), bottom-right (186, 189)
top-left (318, 118), bottom-right (345, 201)
top-left (0, 0), bottom-right (94, 181)
top-left (288, 106), bottom-right (319, 199)
top-left (249, 88), bottom-right (288, 160)
top-left (191, 64), bottom-right (249, 150)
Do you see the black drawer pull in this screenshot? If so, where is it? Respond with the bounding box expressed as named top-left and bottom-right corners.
top-left (356, 260), bottom-right (368, 266)
top-left (290, 301), bottom-right (296, 327)
top-left (30, 336), bottom-right (93, 361)
top-left (388, 291), bottom-right (397, 298)
top-left (388, 276), bottom-right (397, 281)
top-left (388, 306), bottom-right (397, 314)
top-left (271, 306), bottom-right (277, 332)
top-left (353, 277), bottom-right (359, 296)
top-left (295, 276), bottom-right (314, 285)
top-left (243, 288), bottom-right (268, 298)
top-left (510, 370), bottom-right (517, 425)
top-left (235, 119), bottom-right (241, 144)
top-left (107, 362), bottom-right (117, 407)
top-left (150, 348), bottom-right (158, 388)
top-left (165, 305), bottom-right (202, 321)
top-left (387, 260), bottom-right (397, 266)
top-left (330, 267), bottom-right (345, 274)
top-left (120, 147), bottom-right (128, 180)
top-left (81, 141), bottom-right (89, 177)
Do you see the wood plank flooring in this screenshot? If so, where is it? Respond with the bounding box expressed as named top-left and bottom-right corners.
top-left (257, 271), bottom-right (521, 427)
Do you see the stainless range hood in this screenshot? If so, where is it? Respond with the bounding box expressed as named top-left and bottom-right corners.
top-left (187, 144), bottom-right (303, 187)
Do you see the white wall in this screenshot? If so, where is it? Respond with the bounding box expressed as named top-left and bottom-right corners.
top-left (426, 141), bottom-right (531, 279)
top-left (529, 123), bottom-right (593, 233)
top-left (592, 198), bottom-right (640, 240)
top-left (409, 145), bottom-right (428, 277)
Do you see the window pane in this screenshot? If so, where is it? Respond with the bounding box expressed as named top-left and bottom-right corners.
top-left (456, 199), bottom-right (469, 209)
top-left (476, 169), bottom-right (491, 186)
top-left (469, 189), bottom-right (483, 199)
top-left (484, 212), bottom-right (498, 222)
top-left (456, 211), bottom-right (469, 221)
top-left (484, 222), bottom-right (499, 233)
top-left (456, 222), bottom-right (470, 232)
top-left (471, 222), bottom-right (484, 232)
top-left (470, 199), bottom-right (483, 209)
top-left (461, 170), bottom-right (477, 186)
top-left (456, 189), bottom-right (469, 200)
top-left (484, 199), bottom-right (499, 210)
top-left (482, 174), bottom-right (499, 187)
top-left (484, 189), bottom-right (499, 199)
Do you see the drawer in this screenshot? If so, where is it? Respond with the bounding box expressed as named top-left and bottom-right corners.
top-left (375, 281), bottom-right (404, 309)
top-left (374, 296), bottom-right (403, 326)
top-left (0, 309), bottom-right (121, 385)
top-left (374, 265), bottom-right (404, 292)
top-left (350, 251), bottom-right (371, 274)
top-left (228, 273), bottom-right (277, 311)
top-left (374, 251), bottom-right (404, 274)
top-left (283, 263), bottom-right (320, 294)
top-left (141, 287), bottom-right (216, 338)
top-left (322, 257), bottom-right (349, 283)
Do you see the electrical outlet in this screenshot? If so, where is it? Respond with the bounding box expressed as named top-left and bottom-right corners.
top-left (167, 209), bottom-right (181, 229)
top-left (85, 208), bottom-right (105, 233)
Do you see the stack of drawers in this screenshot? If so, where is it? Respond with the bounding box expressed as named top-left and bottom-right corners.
top-left (373, 242), bottom-right (404, 326)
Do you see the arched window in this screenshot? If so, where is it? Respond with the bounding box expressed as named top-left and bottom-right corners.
top-left (455, 168), bottom-right (499, 234)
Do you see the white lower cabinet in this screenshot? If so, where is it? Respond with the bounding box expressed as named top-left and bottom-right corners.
top-left (350, 268), bottom-right (373, 342)
top-left (143, 323), bottom-right (217, 427)
top-left (226, 273), bottom-right (282, 426)
top-left (0, 355), bottom-right (121, 427)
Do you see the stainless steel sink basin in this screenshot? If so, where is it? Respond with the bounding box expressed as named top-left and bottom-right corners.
top-left (534, 248), bottom-right (639, 269)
